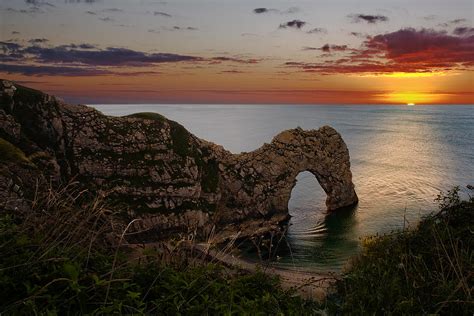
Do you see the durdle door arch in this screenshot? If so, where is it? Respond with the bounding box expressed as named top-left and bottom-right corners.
top-left (215, 127), bottom-right (359, 237)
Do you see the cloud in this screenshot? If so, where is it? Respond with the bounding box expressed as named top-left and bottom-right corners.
top-left (5, 7), bottom-right (43, 14)
top-left (306, 28), bottom-right (327, 34)
top-left (241, 33), bottom-right (258, 37)
top-left (154, 11), bottom-right (172, 17)
top-left (85, 10), bottom-right (96, 15)
top-left (437, 19), bottom-right (468, 27)
top-left (28, 38), bottom-right (49, 44)
top-left (210, 57), bottom-right (260, 64)
top-left (99, 17), bottom-right (114, 22)
top-left (0, 41), bottom-right (265, 78)
top-left (25, 0), bottom-right (55, 7)
top-left (171, 26), bottom-right (198, 31)
top-left (0, 42), bottom-right (201, 66)
top-left (349, 14), bottom-right (389, 24)
top-left (219, 70), bottom-right (247, 74)
top-left (349, 32), bottom-right (367, 38)
top-left (253, 7), bottom-right (298, 14)
top-left (279, 20), bottom-right (306, 29)
top-left (253, 8), bottom-right (272, 14)
top-left (453, 27), bottom-right (474, 36)
top-left (0, 64), bottom-right (112, 76)
top-left (102, 8), bottom-right (122, 12)
top-left (449, 18), bottom-right (467, 24)
top-left (303, 44), bottom-right (350, 52)
top-left (286, 28), bottom-right (474, 75)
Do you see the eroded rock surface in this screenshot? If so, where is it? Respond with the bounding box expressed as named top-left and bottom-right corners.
top-left (0, 80), bottom-right (357, 242)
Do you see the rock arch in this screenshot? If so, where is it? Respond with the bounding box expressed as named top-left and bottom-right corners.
top-left (215, 126), bottom-right (359, 235)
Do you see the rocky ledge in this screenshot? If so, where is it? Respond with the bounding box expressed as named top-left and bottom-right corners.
top-left (0, 80), bottom-right (358, 242)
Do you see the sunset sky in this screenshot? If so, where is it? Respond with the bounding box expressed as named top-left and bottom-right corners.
top-left (0, 0), bottom-right (473, 104)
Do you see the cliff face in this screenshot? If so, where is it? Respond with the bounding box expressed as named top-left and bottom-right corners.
top-left (0, 80), bottom-right (357, 242)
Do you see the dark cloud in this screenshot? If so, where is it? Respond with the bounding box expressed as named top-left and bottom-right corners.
top-left (5, 7), bottom-right (43, 14)
top-left (253, 7), bottom-right (299, 14)
top-left (349, 32), bottom-right (366, 37)
top-left (349, 14), bottom-right (389, 24)
top-left (210, 57), bottom-right (260, 64)
top-left (28, 38), bottom-right (49, 44)
top-left (0, 64), bottom-right (112, 76)
top-left (453, 27), bottom-right (474, 36)
top-left (422, 15), bottom-right (437, 21)
top-left (438, 19), bottom-right (468, 27)
top-left (0, 41), bottom-right (201, 66)
top-left (154, 11), bottom-right (172, 17)
top-left (254, 8), bottom-right (271, 14)
top-left (29, 47), bottom-right (201, 66)
top-left (171, 26), bottom-right (198, 31)
top-left (219, 70), bottom-right (246, 74)
top-left (0, 42), bottom-right (22, 52)
top-left (303, 44), bottom-right (350, 52)
top-left (279, 20), bottom-right (306, 29)
top-left (287, 28), bottom-right (474, 75)
top-left (99, 17), bottom-right (114, 22)
top-left (448, 18), bottom-right (467, 24)
top-left (65, 0), bottom-right (100, 3)
top-left (102, 8), bottom-right (122, 12)
top-left (25, 0), bottom-right (55, 7)
top-left (306, 28), bottom-right (327, 34)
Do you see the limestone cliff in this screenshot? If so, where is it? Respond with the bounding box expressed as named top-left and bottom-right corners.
top-left (0, 80), bottom-right (358, 242)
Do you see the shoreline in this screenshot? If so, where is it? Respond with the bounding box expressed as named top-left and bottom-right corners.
top-left (191, 243), bottom-right (338, 301)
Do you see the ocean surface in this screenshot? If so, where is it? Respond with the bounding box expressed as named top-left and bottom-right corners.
top-left (93, 104), bottom-right (474, 272)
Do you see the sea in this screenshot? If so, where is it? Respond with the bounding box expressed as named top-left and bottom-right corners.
top-left (93, 104), bottom-right (474, 272)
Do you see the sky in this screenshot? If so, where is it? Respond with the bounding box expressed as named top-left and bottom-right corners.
top-left (0, 0), bottom-right (473, 104)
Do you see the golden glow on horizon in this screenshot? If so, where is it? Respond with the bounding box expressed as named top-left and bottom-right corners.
top-left (382, 92), bottom-right (442, 104)
top-left (357, 71), bottom-right (450, 78)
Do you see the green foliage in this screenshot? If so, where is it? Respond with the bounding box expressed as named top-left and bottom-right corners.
top-left (201, 159), bottom-right (219, 193)
top-left (13, 84), bottom-right (44, 105)
top-left (330, 186), bottom-right (474, 315)
top-left (169, 120), bottom-right (190, 157)
top-left (0, 137), bottom-right (29, 163)
top-left (0, 184), bottom-right (321, 315)
top-left (125, 112), bottom-right (167, 122)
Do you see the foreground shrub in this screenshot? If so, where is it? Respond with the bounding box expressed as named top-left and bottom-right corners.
top-left (331, 186), bottom-right (473, 315)
top-left (0, 183), bottom-right (321, 315)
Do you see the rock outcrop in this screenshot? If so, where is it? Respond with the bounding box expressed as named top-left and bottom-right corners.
top-left (0, 80), bottom-right (358, 242)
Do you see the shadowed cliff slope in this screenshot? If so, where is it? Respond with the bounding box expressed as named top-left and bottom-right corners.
top-left (0, 80), bottom-right (357, 241)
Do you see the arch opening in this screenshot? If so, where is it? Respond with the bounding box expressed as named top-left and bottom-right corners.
top-left (288, 171), bottom-right (327, 220)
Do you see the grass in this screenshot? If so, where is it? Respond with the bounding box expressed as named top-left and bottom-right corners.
top-left (0, 137), bottom-right (30, 163)
top-left (0, 181), bottom-right (322, 315)
top-left (125, 112), bottom-right (167, 122)
top-left (329, 186), bottom-right (473, 315)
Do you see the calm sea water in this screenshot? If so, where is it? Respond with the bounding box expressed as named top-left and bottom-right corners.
top-left (93, 104), bottom-right (474, 272)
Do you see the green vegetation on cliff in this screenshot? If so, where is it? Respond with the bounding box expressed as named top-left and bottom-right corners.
top-left (0, 138), bottom-right (29, 163)
top-left (329, 186), bottom-right (473, 315)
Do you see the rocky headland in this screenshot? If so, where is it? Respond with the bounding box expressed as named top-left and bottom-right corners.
top-left (0, 80), bottom-right (358, 243)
